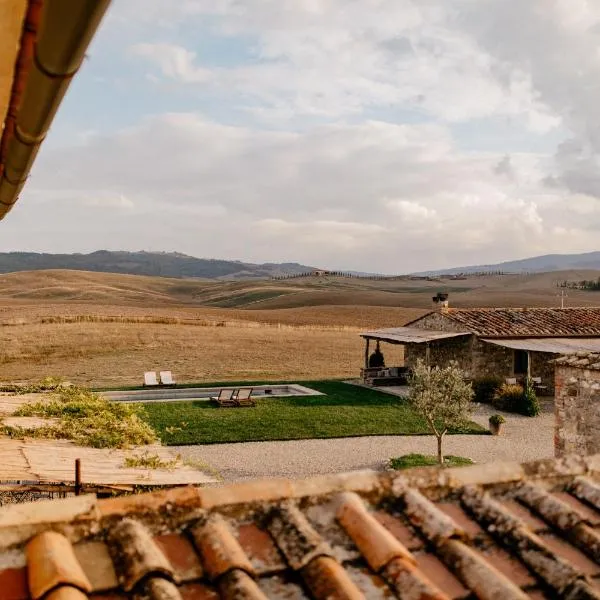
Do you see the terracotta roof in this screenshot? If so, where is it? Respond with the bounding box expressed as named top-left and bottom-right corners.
top-left (3, 456), bottom-right (600, 598)
top-left (555, 352), bottom-right (600, 371)
top-left (420, 307), bottom-right (600, 338)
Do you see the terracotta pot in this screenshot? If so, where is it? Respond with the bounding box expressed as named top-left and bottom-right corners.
top-left (489, 422), bottom-right (504, 436)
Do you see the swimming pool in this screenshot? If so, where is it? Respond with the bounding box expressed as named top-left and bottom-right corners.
top-left (101, 383), bottom-right (322, 403)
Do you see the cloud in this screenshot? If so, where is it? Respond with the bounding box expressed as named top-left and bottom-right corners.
top-left (130, 43), bottom-right (212, 83)
top-left (126, 2), bottom-right (560, 128)
top-left (4, 0), bottom-right (600, 272)
top-left (8, 113), bottom-right (589, 272)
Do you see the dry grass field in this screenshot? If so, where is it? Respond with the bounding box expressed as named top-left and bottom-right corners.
top-left (0, 268), bottom-right (599, 386)
top-left (0, 316), bottom-right (407, 386)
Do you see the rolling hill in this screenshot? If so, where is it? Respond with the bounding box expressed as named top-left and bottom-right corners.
top-left (0, 251), bottom-right (314, 280)
top-left (0, 268), bottom-right (599, 310)
top-left (418, 251), bottom-right (600, 275)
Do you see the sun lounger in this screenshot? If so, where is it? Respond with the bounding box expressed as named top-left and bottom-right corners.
top-left (159, 371), bottom-right (175, 386)
top-left (144, 371), bottom-right (159, 386)
top-left (210, 389), bottom-right (237, 407)
top-left (235, 388), bottom-right (255, 407)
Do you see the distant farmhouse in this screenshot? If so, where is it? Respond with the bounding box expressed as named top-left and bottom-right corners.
top-left (361, 293), bottom-right (600, 393)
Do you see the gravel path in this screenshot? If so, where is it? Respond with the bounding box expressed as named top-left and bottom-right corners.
top-left (175, 399), bottom-right (555, 482)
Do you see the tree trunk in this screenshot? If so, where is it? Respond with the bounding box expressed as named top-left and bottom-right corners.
top-left (437, 435), bottom-right (444, 465)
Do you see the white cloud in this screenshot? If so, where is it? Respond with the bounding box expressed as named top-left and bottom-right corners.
top-left (130, 43), bottom-right (212, 83)
top-left (4, 0), bottom-right (600, 272)
top-left (9, 113), bottom-right (591, 272)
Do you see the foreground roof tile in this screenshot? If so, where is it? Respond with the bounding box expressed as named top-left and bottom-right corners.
top-left (5, 454), bottom-right (600, 598)
top-left (26, 531), bottom-right (91, 599)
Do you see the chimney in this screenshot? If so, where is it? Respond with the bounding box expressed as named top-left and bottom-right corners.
top-left (432, 292), bottom-right (449, 312)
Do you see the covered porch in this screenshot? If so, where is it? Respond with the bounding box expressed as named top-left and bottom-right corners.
top-left (359, 327), bottom-right (471, 386)
top-left (481, 337), bottom-right (600, 393)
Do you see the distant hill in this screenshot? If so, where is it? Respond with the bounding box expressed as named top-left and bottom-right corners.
top-left (416, 251), bottom-right (600, 276)
top-left (0, 251), bottom-right (314, 280)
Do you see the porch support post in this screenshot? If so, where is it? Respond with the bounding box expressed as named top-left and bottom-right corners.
top-left (425, 342), bottom-right (431, 366)
top-left (364, 338), bottom-right (370, 369)
top-left (527, 350), bottom-right (531, 380)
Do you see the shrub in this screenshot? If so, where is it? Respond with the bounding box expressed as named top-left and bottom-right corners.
top-left (492, 381), bottom-right (540, 416)
top-left (492, 383), bottom-right (524, 412)
top-left (6, 383), bottom-right (157, 448)
top-left (522, 378), bottom-right (540, 417)
top-left (489, 414), bottom-right (506, 426)
top-left (471, 376), bottom-right (503, 404)
top-left (389, 454), bottom-right (474, 470)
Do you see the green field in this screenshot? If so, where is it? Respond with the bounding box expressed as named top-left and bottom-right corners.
top-left (141, 381), bottom-right (487, 445)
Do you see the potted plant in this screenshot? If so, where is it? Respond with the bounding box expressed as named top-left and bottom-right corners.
top-left (489, 414), bottom-right (506, 436)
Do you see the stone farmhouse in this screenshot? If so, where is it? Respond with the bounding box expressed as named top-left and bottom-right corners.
top-left (361, 295), bottom-right (600, 392)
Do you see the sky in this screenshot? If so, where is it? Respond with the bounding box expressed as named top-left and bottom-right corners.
top-left (2, 0), bottom-right (600, 273)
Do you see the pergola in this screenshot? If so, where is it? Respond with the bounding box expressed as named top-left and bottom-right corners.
top-left (360, 326), bottom-right (470, 369)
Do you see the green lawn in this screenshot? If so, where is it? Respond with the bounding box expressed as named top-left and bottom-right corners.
top-left (389, 453), bottom-right (474, 470)
top-left (140, 381), bottom-right (487, 445)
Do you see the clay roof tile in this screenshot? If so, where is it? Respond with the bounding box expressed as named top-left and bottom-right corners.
top-left (108, 519), bottom-right (175, 592)
top-left (190, 514), bottom-right (254, 581)
top-left (25, 531), bottom-right (91, 600)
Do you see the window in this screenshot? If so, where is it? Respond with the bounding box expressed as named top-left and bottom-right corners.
top-left (514, 350), bottom-right (529, 375)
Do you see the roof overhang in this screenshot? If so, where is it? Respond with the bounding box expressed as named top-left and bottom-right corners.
top-left (361, 326), bottom-right (471, 345)
top-left (0, 0), bottom-right (111, 220)
top-left (0, 0), bottom-right (27, 134)
top-left (483, 337), bottom-right (600, 354)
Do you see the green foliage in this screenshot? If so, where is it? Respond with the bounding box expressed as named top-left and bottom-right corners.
top-left (141, 380), bottom-right (486, 446)
top-left (492, 384), bottom-right (524, 411)
top-left (492, 381), bottom-right (539, 416)
top-left (522, 378), bottom-right (541, 417)
top-left (0, 376), bottom-right (65, 394)
top-left (123, 452), bottom-right (180, 469)
top-left (388, 454), bottom-right (474, 470)
top-left (489, 414), bottom-right (506, 426)
top-left (472, 376), bottom-right (503, 404)
top-left (5, 384), bottom-right (157, 448)
top-left (408, 361), bottom-right (474, 464)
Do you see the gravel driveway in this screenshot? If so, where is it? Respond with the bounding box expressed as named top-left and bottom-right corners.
top-left (175, 399), bottom-right (555, 482)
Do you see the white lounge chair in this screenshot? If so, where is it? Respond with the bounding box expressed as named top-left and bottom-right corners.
top-left (505, 377), bottom-right (518, 385)
top-left (159, 371), bottom-right (175, 386)
top-left (144, 372), bottom-right (159, 387)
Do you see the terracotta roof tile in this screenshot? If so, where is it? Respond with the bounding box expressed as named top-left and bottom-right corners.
top-left (72, 541), bottom-right (118, 592)
top-left (0, 566), bottom-right (28, 600)
top-left (555, 353), bottom-right (600, 371)
top-left (431, 307), bottom-right (600, 337)
top-left (5, 454), bottom-right (600, 599)
top-left (154, 534), bottom-right (204, 582)
top-left (300, 555), bottom-right (363, 599)
top-left (45, 588), bottom-right (88, 600)
top-left (25, 531), bottom-right (91, 600)
top-left (108, 518), bottom-right (175, 592)
top-left (178, 582), bottom-right (219, 600)
top-left (235, 523), bottom-right (286, 574)
top-left (191, 514), bottom-right (255, 581)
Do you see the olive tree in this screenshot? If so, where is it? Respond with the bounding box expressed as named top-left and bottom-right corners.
top-left (408, 360), bottom-right (474, 465)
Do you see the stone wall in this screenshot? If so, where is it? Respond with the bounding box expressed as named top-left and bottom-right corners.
top-left (405, 336), bottom-right (557, 391)
top-left (408, 310), bottom-right (557, 391)
top-left (404, 336), bottom-right (474, 374)
top-left (408, 311), bottom-right (470, 333)
top-left (555, 365), bottom-right (600, 457)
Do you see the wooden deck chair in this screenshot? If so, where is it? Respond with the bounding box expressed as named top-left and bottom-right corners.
top-left (235, 388), bottom-right (255, 407)
top-left (144, 371), bottom-right (159, 387)
top-left (159, 371), bottom-right (175, 386)
top-left (210, 389), bottom-right (237, 407)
